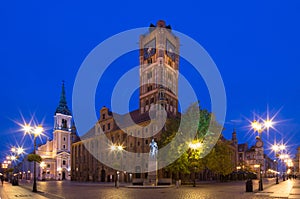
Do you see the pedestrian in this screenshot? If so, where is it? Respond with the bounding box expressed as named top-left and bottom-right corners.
top-left (1, 176), bottom-right (4, 186)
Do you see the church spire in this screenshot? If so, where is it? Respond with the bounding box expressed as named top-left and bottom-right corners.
top-left (55, 81), bottom-right (71, 116)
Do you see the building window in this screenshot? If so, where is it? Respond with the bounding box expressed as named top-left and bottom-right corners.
top-left (145, 140), bottom-right (148, 144)
top-left (63, 137), bottom-right (66, 141)
top-left (63, 144), bottom-right (66, 149)
top-left (47, 164), bottom-right (50, 168)
top-left (137, 141), bottom-right (140, 146)
top-left (62, 119), bottom-right (67, 129)
top-left (111, 136), bottom-right (114, 143)
top-left (63, 160), bottom-right (66, 165)
top-left (47, 171), bottom-right (50, 174)
top-left (102, 114), bottom-right (105, 119)
top-left (108, 123), bottom-right (110, 130)
top-left (150, 98), bottom-right (154, 104)
top-left (102, 125), bottom-right (105, 131)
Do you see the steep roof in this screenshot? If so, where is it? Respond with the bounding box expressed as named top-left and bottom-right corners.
top-left (55, 81), bottom-right (71, 116)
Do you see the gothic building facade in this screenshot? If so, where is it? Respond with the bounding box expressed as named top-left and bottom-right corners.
top-left (71, 20), bottom-right (180, 182)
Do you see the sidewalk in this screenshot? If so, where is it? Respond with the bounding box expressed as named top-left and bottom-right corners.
top-left (254, 179), bottom-right (295, 198)
top-left (0, 181), bottom-right (48, 199)
top-left (288, 179), bottom-right (300, 199)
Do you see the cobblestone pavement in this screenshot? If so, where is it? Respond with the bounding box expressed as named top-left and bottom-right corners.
top-left (17, 180), bottom-right (275, 199)
top-left (1, 179), bottom-right (297, 199)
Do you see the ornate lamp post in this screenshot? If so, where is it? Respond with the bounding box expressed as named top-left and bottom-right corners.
top-left (251, 118), bottom-right (273, 191)
top-left (23, 124), bottom-right (43, 192)
top-left (188, 140), bottom-right (202, 187)
top-left (271, 143), bottom-right (286, 184)
top-left (110, 144), bottom-right (124, 188)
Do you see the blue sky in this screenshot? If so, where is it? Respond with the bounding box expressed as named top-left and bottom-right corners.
top-left (1, 1), bottom-right (300, 161)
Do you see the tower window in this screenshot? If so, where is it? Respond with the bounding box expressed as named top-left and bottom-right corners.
top-left (63, 144), bottom-right (66, 149)
top-left (108, 123), bottom-right (110, 130)
top-left (102, 125), bottom-right (105, 131)
top-left (63, 160), bottom-right (66, 165)
top-left (62, 119), bottom-right (67, 128)
top-left (102, 114), bottom-right (105, 119)
top-left (63, 137), bottom-right (66, 141)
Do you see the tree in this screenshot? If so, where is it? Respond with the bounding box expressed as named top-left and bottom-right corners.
top-left (158, 102), bottom-right (217, 180)
top-left (27, 154), bottom-right (42, 163)
top-left (205, 139), bottom-right (234, 181)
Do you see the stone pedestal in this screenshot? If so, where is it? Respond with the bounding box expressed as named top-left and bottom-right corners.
top-left (146, 157), bottom-right (157, 186)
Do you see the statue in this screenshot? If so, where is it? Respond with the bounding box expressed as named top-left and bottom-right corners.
top-left (149, 139), bottom-right (158, 158)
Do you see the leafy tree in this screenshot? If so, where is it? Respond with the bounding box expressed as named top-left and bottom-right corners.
top-left (158, 102), bottom-right (217, 180)
top-left (27, 154), bottom-right (42, 163)
top-left (205, 139), bottom-right (234, 181)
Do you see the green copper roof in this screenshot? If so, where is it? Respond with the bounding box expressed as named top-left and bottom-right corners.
top-left (55, 81), bottom-right (71, 116)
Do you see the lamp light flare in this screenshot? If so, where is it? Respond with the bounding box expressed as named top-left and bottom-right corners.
top-left (110, 145), bottom-right (116, 151)
top-left (23, 124), bottom-right (32, 133)
top-left (272, 145), bottom-right (279, 152)
top-left (251, 120), bottom-right (263, 132)
top-left (264, 119), bottom-right (273, 129)
top-left (279, 144), bottom-right (286, 150)
top-left (10, 155), bottom-right (16, 161)
top-left (17, 147), bottom-right (24, 155)
top-left (110, 144), bottom-right (124, 151)
top-left (117, 145), bottom-right (123, 151)
top-left (188, 141), bottom-right (202, 150)
top-left (34, 125), bottom-right (43, 136)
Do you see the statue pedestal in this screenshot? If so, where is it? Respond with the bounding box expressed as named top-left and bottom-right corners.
top-left (146, 157), bottom-right (157, 186)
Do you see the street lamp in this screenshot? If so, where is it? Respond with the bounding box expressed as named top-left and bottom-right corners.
top-left (254, 164), bottom-right (263, 191)
top-left (272, 143), bottom-right (286, 184)
top-left (279, 153), bottom-right (289, 181)
top-left (188, 140), bottom-right (202, 187)
top-left (23, 124), bottom-right (43, 192)
top-left (251, 118), bottom-right (274, 191)
top-left (110, 144), bottom-right (124, 188)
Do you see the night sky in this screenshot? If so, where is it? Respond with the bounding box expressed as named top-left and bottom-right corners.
top-left (1, 1), bottom-right (300, 162)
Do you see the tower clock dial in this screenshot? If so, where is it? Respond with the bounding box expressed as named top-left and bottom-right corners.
top-left (144, 38), bottom-right (156, 60)
top-left (166, 39), bottom-right (176, 61)
top-left (255, 140), bottom-right (263, 148)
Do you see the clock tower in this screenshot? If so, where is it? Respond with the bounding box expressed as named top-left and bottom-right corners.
top-left (139, 20), bottom-right (179, 115)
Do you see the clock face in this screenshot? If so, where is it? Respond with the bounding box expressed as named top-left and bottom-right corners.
top-left (166, 39), bottom-right (176, 61)
top-left (144, 38), bottom-right (156, 60)
top-left (255, 140), bottom-right (263, 148)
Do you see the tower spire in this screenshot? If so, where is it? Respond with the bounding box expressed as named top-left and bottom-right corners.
top-left (55, 81), bottom-right (71, 116)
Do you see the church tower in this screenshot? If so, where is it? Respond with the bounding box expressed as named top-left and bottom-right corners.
top-left (53, 81), bottom-right (72, 180)
top-left (139, 20), bottom-right (179, 115)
